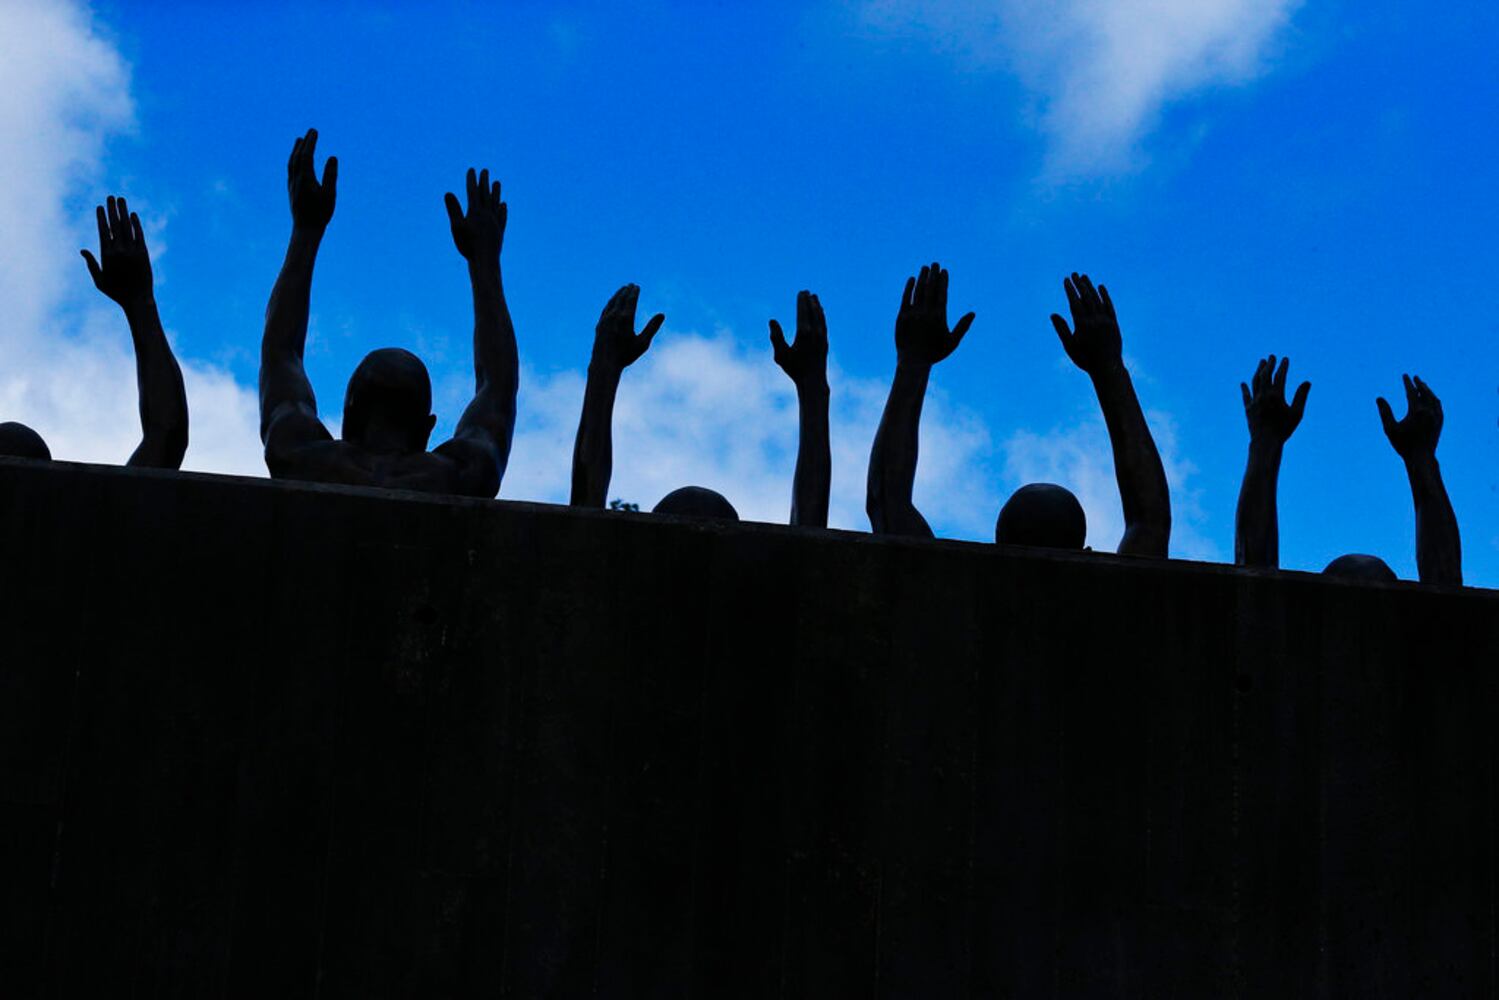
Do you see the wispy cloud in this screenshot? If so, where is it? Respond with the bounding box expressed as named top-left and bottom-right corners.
top-left (861, 0), bottom-right (1300, 175)
top-left (0, 0), bottom-right (265, 475)
top-left (498, 330), bottom-right (1000, 534)
top-left (1000, 408), bottom-right (1219, 560)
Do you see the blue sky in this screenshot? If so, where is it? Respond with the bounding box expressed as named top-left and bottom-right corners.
top-left (3, 0), bottom-right (1496, 585)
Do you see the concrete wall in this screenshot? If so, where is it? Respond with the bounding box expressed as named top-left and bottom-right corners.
top-left (1, 456), bottom-right (1496, 998)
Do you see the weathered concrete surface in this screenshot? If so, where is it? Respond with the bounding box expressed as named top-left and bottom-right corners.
top-left (1, 456), bottom-right (1495, 998)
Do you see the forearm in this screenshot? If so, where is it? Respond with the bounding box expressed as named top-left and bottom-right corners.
top-left (571, 365), bottom-right (620, 507)
top-left (1234, 438), bottom-right (1283, 568)
top-left (1091, 362), bottom-right (1171, 556)
top-left (791, 379), bottom-right (831, 528)
top-left (123, 294), bottom-right (188, 469)
top-left (1405, 455), bottom-right (1462, 585)
top-left (263, 225), bottom-right (323, 361)
top-left (867, 361), bottom-right (931, 536)
top-left (468, 261), bottom-right (518, 399)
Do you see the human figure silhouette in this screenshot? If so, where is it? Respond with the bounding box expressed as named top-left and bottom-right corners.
top-left (866, 261), bottom-right (974, 537)
top-left (2, 196), bottom-right (187, 468)
top-left (259, 129), bottom-right (517, 496)
top-left (1048, 273), bottom-right (1171, 556)
top-left (1372, 374), bottom-right (1461, 585)
top-left (570, 284), bottom-right (664, 507)
top-left (1234, 355), bottom-right (1311, 568)
top-left (769, 290), bottom-right (830, 527)
top-left (570, 284), bottom-right (741, 522)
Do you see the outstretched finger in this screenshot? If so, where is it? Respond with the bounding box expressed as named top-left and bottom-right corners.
top-left (769, 318), bottom-right (788, 356)
top-left (952, 311), bottom-right (975, 342)
top-left (796, 290), bottom-right (809, 333)
top-left (640, 312), bottom-right (665, 346)
top-left (1290, 381), bottom-right (1311, 422)
top-left (1063, 275), bottom-right (1080, 313)
top-left (1412, 374), bottom-right (1431, 400)
top-left (80, 249), bottom-right (102, 285)
top-left (466, 167), bottom-right (477, 204)
top-left (1240, 382), bottom-right (1252, 409)
top-left (444, 191), bottom-right (464, 229)
top-left (321, 156), bottom-right (338, 194)
top-left (901, 276), bottom-right (915, 311)
top-left (1273, 356), bottom-right (1289, 394)
top-left (1402, 373), bottom-right (1416, 405)
top-left (1376, 396), bottom-right (1397, 437)
top-left (95, 204), bottom-right (109, 249)
top-left (289, 136), bottom-right (304, 177)
top-left (622, 283), bottom-right (641, 321)
top-left (914, 265), bottom-right (930, 306)
top-left (809, 293), bottom-right (826, 338)
top-left (1099, 284), bottom-right (1116, 318)
top-left (1050, 313), bottom-right (1072, 346)
top-left (478, 169), bottom-right (489, 204)
top-left (302, 129), bottom-right (319, 172)
top-left (130, 212), bottom-right (145, 249)
top-left (936, 266), bottom-right (950, 309)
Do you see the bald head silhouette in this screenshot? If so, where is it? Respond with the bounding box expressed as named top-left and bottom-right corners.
top-left (995, 483), bottom-right (1086, 550)
top-left (0, 422), bottom-right (50, 461)
top-left (653, 486), bottom-right (739, 521)
top-left (1323, 554), bottom-right (1398, 583)
top-left (341, 348), bottom-right (437, 455)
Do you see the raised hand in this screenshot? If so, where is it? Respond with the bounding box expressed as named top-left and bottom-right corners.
top-left (895, 261), bottom-right (974, 366)
top-left (81, 195), bottom-right (152, 307)
top-left (1052, 272), bottom-right (1121, 376)
top-left (591, 284), bottom-right (664, 373)
top-left (444, 167), bottom-right (506, 265)
top-left (1241, 355), bottom-right (1311, 444)
top-left (769, 290), bottom-right (828, 388)
top-left (1377, 374), bottom-right (1443, 460)
top-left (287, 128), bottom-right (337, 230)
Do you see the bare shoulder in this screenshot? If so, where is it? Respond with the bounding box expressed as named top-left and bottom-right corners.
top-left (432, 433), bottom-right (502, 498)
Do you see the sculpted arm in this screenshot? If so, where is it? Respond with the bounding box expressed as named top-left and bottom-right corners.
top-left (1233, 356), bottom-right (1310, 568)
top-left (867, 262), bottom-right (974, 537)
top-left (570, 284), bottom-right (663, 507)
top-left (260, 129), bottom-right (337, 467)
top-left (770, 291), bottom-right (830, 527)
top-left (437, 169), bottom-right (518, 498)
top-left (81, 196), bottom-right (188, 469)
top-left (1378, 375), bottom-right (1461, 585)
top-left (1052, 274), bottom-right (1170, 556)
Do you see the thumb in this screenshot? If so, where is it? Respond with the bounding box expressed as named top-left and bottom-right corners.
top-left (769, 318), bottom-right (788, 356)
top-left (1289, 381), bottom-right (1311, 424)
top-left (640, 313), bottom-right (665, 346)
top-left (952, 311), bottom-right (975, 342)
top-left (444, 192), bottom-right (464, 229)
top-left (80, 249), bottom-right (102, 285)
top-left (1050, 314), bottom-right (1073, 354)
top-left (321, 155), bottom-right (338, 193)
top-left (1376, 396), bottom-right (1396, 437)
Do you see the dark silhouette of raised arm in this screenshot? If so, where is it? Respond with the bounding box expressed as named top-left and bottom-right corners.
top-left (867, 262), bottom-right (974, 537)
top-left (770, 291), bottom-right (830, 527)
top-left (570, 284), bottom-right (663, 507)
top-left (81, 195), bottom-right (187, 469)
top-left (1378, 375), bottom-right (1461, 586)
top-left (1234, 355), bottom-right (1310, 568)
top-left (1052, 273), bottom-right (1170, 556)
top-left (260, 129), bottom-right (337, 461)
top-left (434, 168), bottom-right (518, 497)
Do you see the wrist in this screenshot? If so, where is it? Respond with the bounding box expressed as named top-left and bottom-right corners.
top-left (1247, 435), bottom-right (1284, 459)
top-left (795, 374), bottom-right (830, 399)
top-left (1086, 357), bottom-right (1128, 385)
top-left (120, 291), bottom-right (158, 315)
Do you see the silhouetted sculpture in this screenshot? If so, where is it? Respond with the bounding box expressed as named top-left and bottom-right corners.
top-left (2, 196), bottom-right (187, 468)
top-left (995, 483), bottom-right (1086, 549)
top-left (1376, 374), bottom-right (1462, 585)
top-left (570, 284), bottom-right (664, 507)
top-left (259, 130), bottom-right (516, 496)
top-left (1234, 355), bottom-right (1311, 568)
top-left (867, 261), bottom-right (974, 537)
top-left (1050, 273), bottom-right (1171, 556)
top-left (769, 290), bottom-right (830, 527)
top-left (0, 423), bottom-right (50, 461)
top-left (653, 486), bottom-right (739, 521)
top-left (1323, 554), bottom-right (1398, 582)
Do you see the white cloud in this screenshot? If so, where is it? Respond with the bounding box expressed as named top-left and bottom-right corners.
top-left (502, 330), bottom-right (1000, 535)
top-left (1000, 408), bottom-right (1220, 560)
top-left (0, 0), bottom-right (265, 475)
top-left (862, 0), bottom-right (1300, 175)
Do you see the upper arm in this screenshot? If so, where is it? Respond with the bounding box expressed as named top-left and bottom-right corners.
top-left (262, 399), bottom-right (333, 478)
top-left (433, 430), bottom-right (502, 498)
